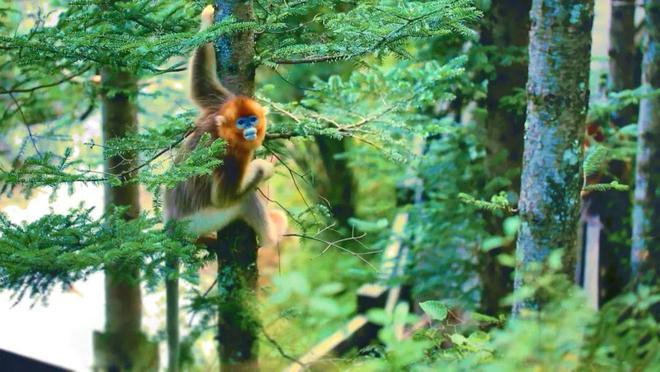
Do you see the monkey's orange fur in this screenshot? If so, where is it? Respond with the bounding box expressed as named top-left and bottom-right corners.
top-left (216, 96), bottom-right (268, 152)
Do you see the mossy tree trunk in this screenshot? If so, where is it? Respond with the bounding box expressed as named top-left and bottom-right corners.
top-left (478, 0), bottom-right (531, 317)
top-left (514, 0), bottom-right (595, 313)
top-left (211, 1), bottom-right (260, 370)
top-left (93, 69), bottom-right (158, 371)
top-left (631, 0), bottom-right (659, 289)
top-left (214, 221), bottom-right (259, 371)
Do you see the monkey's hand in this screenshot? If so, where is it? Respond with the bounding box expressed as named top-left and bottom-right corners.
top-left (251, 159), bottom-right (275, 180)
top-left (237, 159), bottom-right (274, 196)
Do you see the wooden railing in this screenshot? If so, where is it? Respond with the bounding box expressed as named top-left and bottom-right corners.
top-left (284, 155), bottom-right (424, 371)
top-left (284, 214), bottom-right (411, 371)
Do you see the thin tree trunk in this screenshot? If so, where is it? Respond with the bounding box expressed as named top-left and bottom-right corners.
top-left (514, 0), bottom-right (595, 314)
top-left (631, 0), bottom-right (659, 287)
top-left (211, 1), bottom-right (260, 370)
top-left (585, 0), bottom-right (637, 307)
top-left (478, 0), bottom-right (531, 317)
top-left (315, 136), bottom-right (356, 227)
top-left (166, 255), bottom-right (180, 372)
top-left (610, 0), bottom-right (638, 125)
top-left (93, 69), bottom-right (158, 370)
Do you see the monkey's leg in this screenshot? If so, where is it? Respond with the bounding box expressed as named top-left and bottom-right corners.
top-left (268, 209), bottom-right (288, 240)
top-left (240, 193), bottom-right (279, 248)
top-left (184, 205), bottom-right (242, 236)
top-left (165, 234), bottom-right (217, 372)
top-left (165, 206), bottom-right (241, 371)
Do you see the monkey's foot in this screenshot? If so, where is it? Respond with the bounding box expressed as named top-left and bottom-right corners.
top-left (269, 209), bottom-right (288, 240)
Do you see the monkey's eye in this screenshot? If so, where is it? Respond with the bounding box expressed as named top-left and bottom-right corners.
top-left (236, 117), bottom-right (248, 129)
top-left (236, 116), bottom-right (258, 129)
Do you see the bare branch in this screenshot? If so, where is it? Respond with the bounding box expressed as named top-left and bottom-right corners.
top-left (260, 325), bottom-right (305, 367)
top-left (284, 232), bottom-right (379, 271)
top-left (5, 91), bottom-right (41, 157)
top-left (1, 67), bottom-right (91, 95)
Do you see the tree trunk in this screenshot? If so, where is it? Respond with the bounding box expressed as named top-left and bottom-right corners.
top-left (211, 1), bottom-right (260, 370)
top-left (584, 0), bottom-right (637, 307)
top-left (215, 221), bottom-right (259, 372)
top-left (93, 69), bottom-right (158, 370)
top-left (315, 136), bottom-right (356, 227)
top-left (166, 255), bottom-right (180, 372)
top-left (478, 0), bottom-right (531, 317)
top-left (610, 0), bottom-right (637, 125)
top-left (514, 0), bottom-right (595, 314)
top-left (631, 0), bottom-right (660, 288)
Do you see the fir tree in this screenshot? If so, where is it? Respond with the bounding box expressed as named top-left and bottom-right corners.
top-left (1, 0), bottom-right (480, 368)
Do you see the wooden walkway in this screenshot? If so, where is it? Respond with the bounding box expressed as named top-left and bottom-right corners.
top-left (284, 139), bottom-right (425, 371)
top-left (285, 175), bottom-right (423, 371)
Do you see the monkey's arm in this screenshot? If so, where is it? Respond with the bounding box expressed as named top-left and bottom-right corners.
top-left (190, 5), bottom-right (233, 108)
top-left (184, 204), bottom-right (242, 236)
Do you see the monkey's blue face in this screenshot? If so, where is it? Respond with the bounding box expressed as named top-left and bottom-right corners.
top-left (236, 115), bottom-right (259, 141)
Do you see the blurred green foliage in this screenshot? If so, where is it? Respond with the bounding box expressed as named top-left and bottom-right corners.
top-left (0, 0), bottom-right (656, 370)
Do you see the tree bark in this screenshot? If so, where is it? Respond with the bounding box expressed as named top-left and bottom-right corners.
top-left (93, 69), bottom-right (158, 371)
top-left (609, 0), bottom-right (637, 125)
top-left (166, 255), bottom-right (180, 372)
top-left (214, 1), bottom-right (255, 96)
top-left (584, 0), bottom-right (637, 307)
top-left (215, 221), bottom-right (259, 372)
top-left (211, 1), bottom-right (260, 370)
top-left (631, 0), bottom-right (660, 287)
top-left (315, 136), bottom-right (356, 227)
top-left (478, 0), bottom-right (531, 317)
top-left (514, 0), bottom-right (595, 314)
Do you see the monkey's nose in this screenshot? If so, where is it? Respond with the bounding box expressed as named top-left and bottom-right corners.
top-left (243, 127), bottom-right (257, 141)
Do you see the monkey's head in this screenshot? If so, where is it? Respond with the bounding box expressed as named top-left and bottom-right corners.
top-left (215, 96), bottom-right (268, 151)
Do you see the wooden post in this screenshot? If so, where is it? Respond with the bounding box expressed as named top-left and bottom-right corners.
top-left (285, 143), bottom-right (424, 371)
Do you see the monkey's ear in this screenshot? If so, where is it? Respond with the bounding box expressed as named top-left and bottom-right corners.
top-left (214, 115), bottom-right (227, 126)
top-left (215, 115), bottom-right (227, 125)
top-left (262, 106), bottom-right (270, 115)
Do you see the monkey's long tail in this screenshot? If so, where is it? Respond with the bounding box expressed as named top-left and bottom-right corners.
top-left (200, 5), bottom-right (214, 29)
top-left (166, 257), bottom-right (180, 372)
top-left (165, 206), bottom-right (241, 371)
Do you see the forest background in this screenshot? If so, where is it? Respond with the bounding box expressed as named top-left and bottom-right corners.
top-left (0, 0), bottom-right (658, 371)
